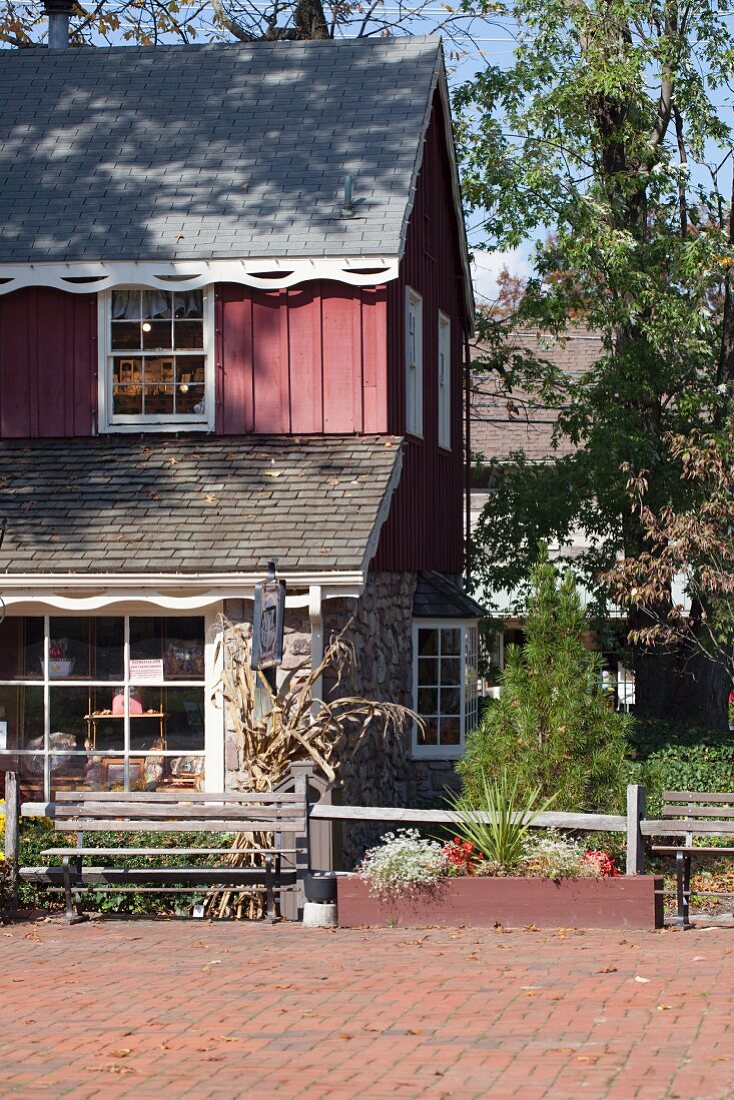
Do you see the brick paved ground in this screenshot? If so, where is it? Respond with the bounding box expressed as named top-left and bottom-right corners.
top-left (1, 918), bottom-right (732, 1099)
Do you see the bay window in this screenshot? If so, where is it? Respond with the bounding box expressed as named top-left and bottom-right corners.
top-left (0, 615), bottom-right (209, 799)
top-left (413, 620), bottom-right (478, 758)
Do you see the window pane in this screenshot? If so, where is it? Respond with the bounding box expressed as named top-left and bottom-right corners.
top-left (162, 687), bottom-right (205, 752)
top-left (441, 688), bottom-right (461, 716)
top-left (113, 385), bottom-right (143, 415)
top-left (0, 617), bottom-right (43, 680)
top-left (175, 358), bottom-right (205, 386)
top-left (440, 718), bottom-right (461, 746)
top-left (46, 619), bottom-right (124, 682)
top-left (0, 684), bottom-right (43, 749)
top-left (174, 290), bottom-right (203, 319)
top-left (145, 358), bottom-right (174, 384)
top-left (142, 320), bottom-right (172, 350)
top-left (441, 629), bottom-right (461, 656)
top-left (440, 658), bottom-right (461, 686)
top-left (50, 686), bottom-right (97, 749)
top-left (144, 385), bottom-right (174, 415)
top-left (417, 718), bottom-right (438, 746)
top-left (417, 688), bottom-right (438, 715)
top-left (113, 357), bottom-right (143, 385)
top-left (417, 658), bottom-right (438, 686)
top-left (111, 290), bottom-right (139, 320)
top-left (174, 320), bottom-right (204, 349)
top-left (111, 322), bottom-right (141, 350)
top-left (142, 290), bottom-right (172, 319)
top-left (162, 619), bottom-right (205, 679)
top-left (417, 629), bottom-right (438, 657)
top-left (130, 617), bottom-right (205, 679)
top-left (177, 385), bottom-right (206, 416)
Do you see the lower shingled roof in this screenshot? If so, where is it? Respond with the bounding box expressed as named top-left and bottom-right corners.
top-left (0, 434), bottom-right (403, 575)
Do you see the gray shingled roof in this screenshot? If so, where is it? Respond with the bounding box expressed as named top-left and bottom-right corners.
top-left (0, 435), bottom-right (402, 574)
top-left (0, 38), bottom-right (442, 263)
top-left (413, 572), bottom-right (486, 618)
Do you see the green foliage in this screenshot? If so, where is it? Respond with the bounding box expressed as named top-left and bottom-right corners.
top-left (458, 555), bottom-right (631, 812)
top-left (17, 818), bottom-right (234, 915)
top-left (624, 718), bottom-right (734, 819)
top-left (459, 0), bottom-right (734, 630)
top-left (447, 769), bottom-right (554, 869)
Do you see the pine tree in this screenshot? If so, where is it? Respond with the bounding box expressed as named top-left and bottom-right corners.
top-left (458, 554), bottom-right (630, 813)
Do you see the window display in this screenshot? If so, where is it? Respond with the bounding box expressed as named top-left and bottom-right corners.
top-left (0, 615), bottom-right (207, 799)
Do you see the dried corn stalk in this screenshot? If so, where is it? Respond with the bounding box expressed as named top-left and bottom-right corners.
top-left (207, 615), bottom-right (417, 917)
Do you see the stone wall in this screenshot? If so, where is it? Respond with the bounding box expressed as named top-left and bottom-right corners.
top-left (221, 578), bottom-right (462, 865)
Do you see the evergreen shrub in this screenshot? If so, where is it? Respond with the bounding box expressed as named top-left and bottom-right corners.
top-left (458, 555), bottom-right (630, 813)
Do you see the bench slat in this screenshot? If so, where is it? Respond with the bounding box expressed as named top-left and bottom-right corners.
top-left (663, 790), bottom-right (734, 803)
top-left (652, 846), bottom-right (734, 855)
top-left (662, 805), bottom-right (734, 819)
top-left (40, 847), bottom-right (299, 856)
top-left (19, 866), bottom-right (296, 886)
top-left (50, 790), bottom-right (303, 803)
top-left (50, 802), bottom-right (304, 820)
top-left (642, 819), bottom-right (734, 836)
top-left (51, 818), bottom-right (306, 833)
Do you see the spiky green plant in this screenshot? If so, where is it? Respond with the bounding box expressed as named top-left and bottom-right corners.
top-left (446, 770), bottom-right (555, 870)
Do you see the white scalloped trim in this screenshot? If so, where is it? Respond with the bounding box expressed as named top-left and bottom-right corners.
top-left (0, 257), bottom-right (399, 295)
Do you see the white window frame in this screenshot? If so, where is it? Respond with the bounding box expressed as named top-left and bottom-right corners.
top-left (437, 311), bottom-right (451, 450)
top-left (1, 608), bottom-right (223, 800)
top-left (405, 287), bottom-right (423, 438)
top-left (98, 286), bottom-right (216, 433)
top-left (412, 619), bottom-right (479, 760)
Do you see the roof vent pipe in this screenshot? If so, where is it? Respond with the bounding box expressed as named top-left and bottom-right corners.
top-left (341, 175), bottom-right (355, 218)
top-left (44, 0), bottom-right (74, 49)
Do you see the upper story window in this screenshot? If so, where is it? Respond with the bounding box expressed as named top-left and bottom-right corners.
top-left (438, 311), bottom-right (451, 450)
top-left (100, 288), bottom-right (214, 432)
top-left (405, 287), bottom-right (423, 438)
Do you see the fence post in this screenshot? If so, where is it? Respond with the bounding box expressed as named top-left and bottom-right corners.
top-left (626, 783), bottom-right (646, 876)
top-left (4, 771), bottom-right (20, 912)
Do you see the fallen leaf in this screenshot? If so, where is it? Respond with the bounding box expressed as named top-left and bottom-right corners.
top-left (657, 1004), bottom-right (672, 1011)
top-left (336, 1033), bottom-right (353, 1040)
top-left (634, 976), bottom-right (651, 984)
top-left (693, 956), bottom-right (706, 961)
top-left (597, 965), bottom-right (618, 973)
top-left (263, 470), bottom-right (281, 478)
top-left (110, 1049), bottom-right (132, 1058)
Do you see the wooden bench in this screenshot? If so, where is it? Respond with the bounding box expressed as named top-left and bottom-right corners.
top-left (650, 790), bottom-right (734, 927)
top-left (19, 790), bottom-right (308, 924)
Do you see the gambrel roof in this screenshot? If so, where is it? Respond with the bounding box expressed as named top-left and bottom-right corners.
top-left (0, 37), bottom-right (449, 264)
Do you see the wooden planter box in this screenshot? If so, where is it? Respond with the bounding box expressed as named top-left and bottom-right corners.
top-left (337, 874), bottom-right (664, 930)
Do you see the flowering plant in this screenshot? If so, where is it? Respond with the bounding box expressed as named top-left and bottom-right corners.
top-left (49, 639), bottom-right (68, 660)
top-left (583, 849), bottom-right (621, 878)
top-left (442, 837), bottom-right (479, 876)
top-left (359, 828), bottom-right (449, 898)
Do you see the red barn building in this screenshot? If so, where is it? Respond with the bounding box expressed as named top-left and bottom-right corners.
top-left (0, 36), bottom-right (480, 808)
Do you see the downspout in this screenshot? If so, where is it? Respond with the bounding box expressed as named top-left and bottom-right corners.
top-left (309, 584), bottom-right (323, 710)
top-left (464, 332), bottom-right (472, 586)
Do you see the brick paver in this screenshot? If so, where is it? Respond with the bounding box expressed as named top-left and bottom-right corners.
top-left (1, 918), bottom-right (732, 1098)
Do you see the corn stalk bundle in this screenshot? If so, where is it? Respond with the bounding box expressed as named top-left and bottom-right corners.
top-left (206, 616), bottom-right (417, 918)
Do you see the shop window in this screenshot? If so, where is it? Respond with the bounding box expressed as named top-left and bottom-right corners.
top-left (412, 621), bottom-right (478, 758)
top-left (0, 615), bottom-right (207, 799)
top-left (100, 287), bottom-right (214, 431)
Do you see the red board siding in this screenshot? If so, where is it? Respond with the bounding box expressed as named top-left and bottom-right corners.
top-left (0, 288), bottom-right (97, 438)
top-left (216, 281), bottom-right (388, 436)
top-left (374, 93), bottom-right (468, 575)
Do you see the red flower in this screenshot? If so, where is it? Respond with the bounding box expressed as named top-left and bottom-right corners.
top-left (584, 849), bottom-right (620, 877)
